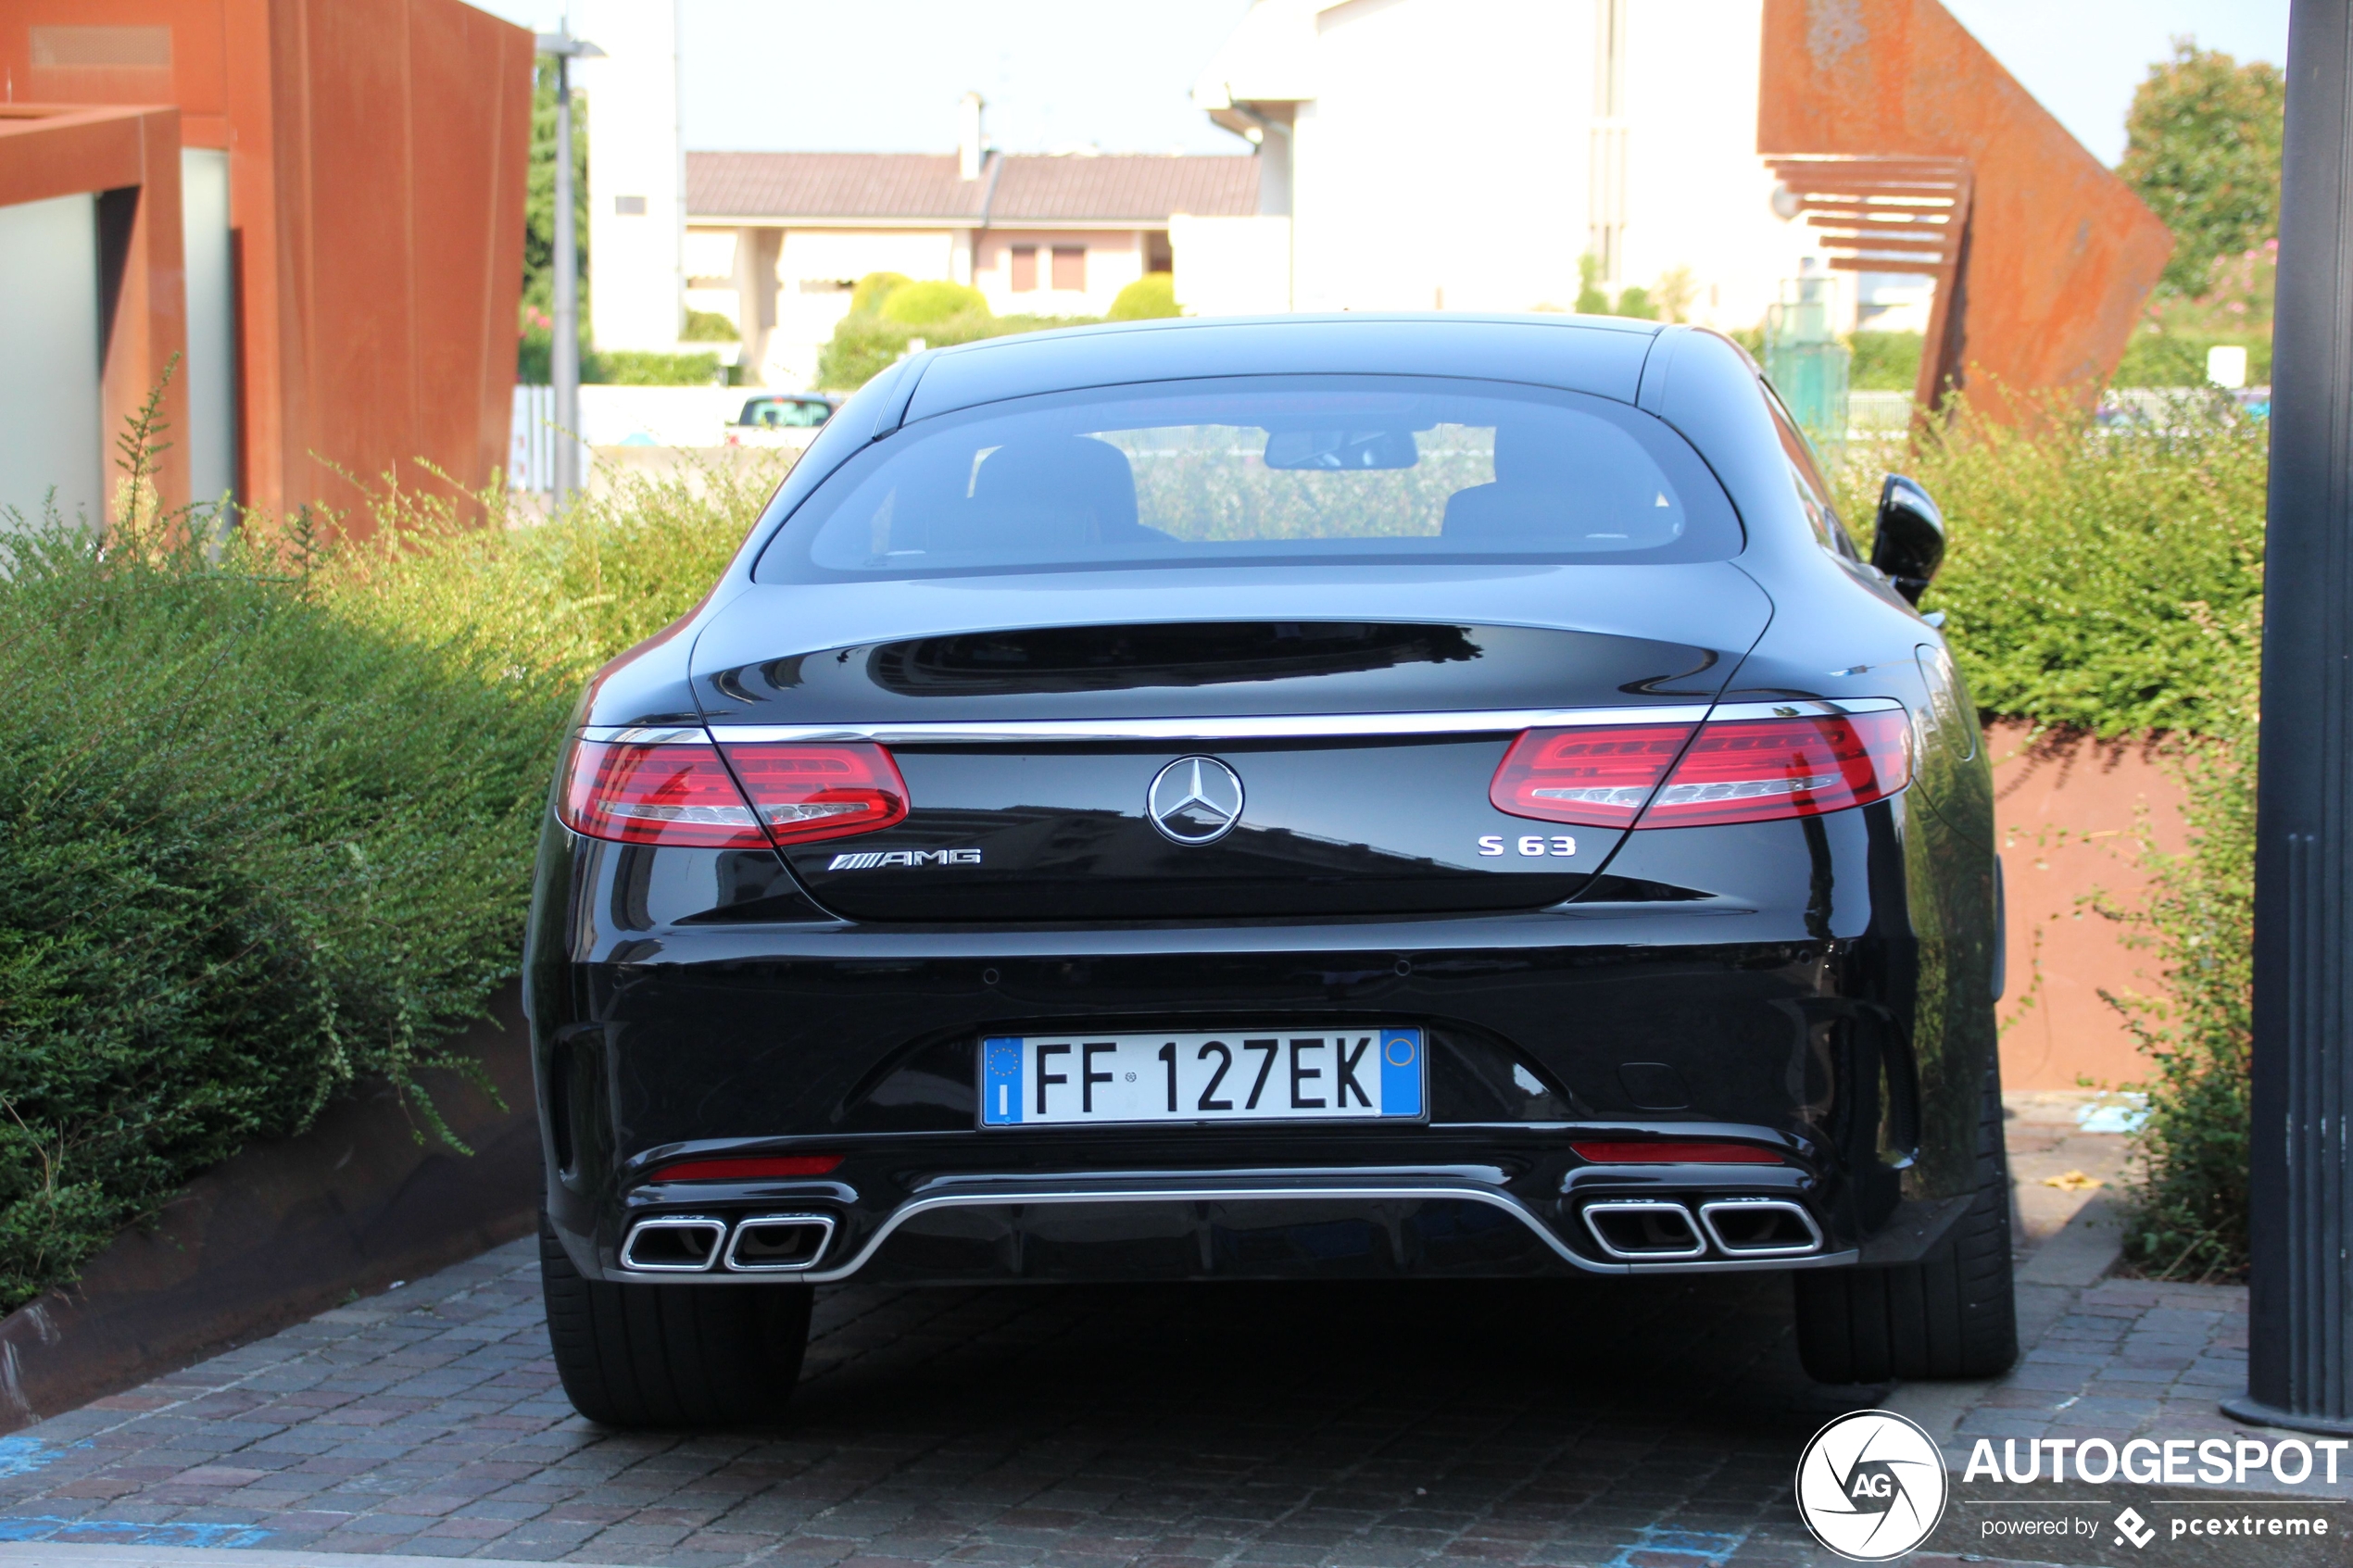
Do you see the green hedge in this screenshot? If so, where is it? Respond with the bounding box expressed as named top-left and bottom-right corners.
top-left (1843, 395), bottom-right (2267, 737)
top-left (1840, 394), bottom-right (2265, 1278)
top-left (0, 437), bottom-right (785, 1315)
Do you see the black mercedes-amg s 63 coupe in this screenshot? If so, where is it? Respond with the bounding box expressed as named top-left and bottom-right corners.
top-left (526, 315), bottom-right (2011, 1425)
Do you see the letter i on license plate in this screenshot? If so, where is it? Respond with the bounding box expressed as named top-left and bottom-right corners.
top-left (978, 1028), bottom-right (1424, 1127)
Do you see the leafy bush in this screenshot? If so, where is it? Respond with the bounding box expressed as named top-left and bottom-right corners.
top-left (1849, 332), bottom-right (1922, 393)
top-left (881, 280), bottom-right (989, 327)
top-left (849, 272), bottom-right (912, 318)
top-left (594, 349), bottom-right (723, 386)
top-left (1109, 272), bottom-right (1179, 320)
top-left (2113, 331), bottom-right (2272, 388)
top-left (682, 309), bottom-right (738, 343)
top-left (1845, 394), bottom-right (2268, 737)
top-left (814, 308), bottom-right (1101, 391)
top-left (0, 408), bottom-right (789, 1314)
top-left (2098, 628), bottom-right (2255, 1281)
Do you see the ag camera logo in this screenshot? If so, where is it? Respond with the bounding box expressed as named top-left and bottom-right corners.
top-left (1795, 1410), bottom-right (1949, 1561)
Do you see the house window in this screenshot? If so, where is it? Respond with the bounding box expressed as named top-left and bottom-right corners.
top-left (615, 195), bottom-right (648, 216)
top-left (1051, 245), bottom-right (1086, 292)
top-left (1009, 245), bottom-right (1038, 292)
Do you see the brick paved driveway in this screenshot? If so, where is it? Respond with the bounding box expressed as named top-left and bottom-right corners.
top-left (0, 1248), bottom-right (1865, 1567)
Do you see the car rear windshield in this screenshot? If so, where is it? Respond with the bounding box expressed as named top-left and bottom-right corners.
top-left (754, 376), bottom-right (1741, 582)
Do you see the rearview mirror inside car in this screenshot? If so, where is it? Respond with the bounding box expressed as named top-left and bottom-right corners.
top-left (1262, 427), bottom-right (1420, 470)
top-left (1871, 473), bottom-right (1946, 605)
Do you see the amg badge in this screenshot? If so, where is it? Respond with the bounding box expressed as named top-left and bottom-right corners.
top-left (826, 848), bottom-right (983, 871)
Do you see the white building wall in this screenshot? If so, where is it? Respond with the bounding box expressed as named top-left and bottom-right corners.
top-left (1199, 0), bottom-right (1834, 331)
top-left (0, 194), bottom-right (103, 527)
top-left (577, 0), bottom-right (685, 353)
top-left (1171, 215), bottom-right (1292, 315)
top-left (1289, 0), bottom-right (1587, 313)
top-left (180, 149), bottom-right (235, 507)
top-left (1617, 0), bottom-right (1821, 332)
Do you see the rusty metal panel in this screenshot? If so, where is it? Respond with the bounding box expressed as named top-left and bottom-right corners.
top-left (1759, 0), bottom-right (2174, 413)
top-left (0, 0), bottom-right (531, 526)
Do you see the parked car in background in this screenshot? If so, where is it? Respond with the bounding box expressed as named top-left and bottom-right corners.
top-left (527, 314), bottom-right (2008, 1427)
top-left (725, 393), bottom-right (837, 448)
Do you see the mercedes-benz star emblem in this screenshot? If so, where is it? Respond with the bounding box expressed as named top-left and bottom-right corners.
top-left (1147, 757), bottom-right (1245, 846)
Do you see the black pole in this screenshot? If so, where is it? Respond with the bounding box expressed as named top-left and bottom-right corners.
top-left (2226, 0), bottom-right (2353, 1438)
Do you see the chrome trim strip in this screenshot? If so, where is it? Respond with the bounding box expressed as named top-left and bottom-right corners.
top-left (722, 1212), bottom-right (838, 1273)
top-left (1579, 1198), bottom-right (1709, 1261)
top-left (1696, 1198), bottom-right (1827, 1258)
top-left (584, 698), bottom-right (1903, 749)
top-left (620, 1215), bottom-right (727, 1273)
top-left (698, 709), bottom-right (1712, 746)
top-left (1708, 697), bottom-right (1905, 722)
top-left (792, 1183), bottom-right (1607, 1280)
top-left (582, 725), bottom-right (708, 746)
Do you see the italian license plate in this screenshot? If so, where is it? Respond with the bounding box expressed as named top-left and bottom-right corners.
top-left (978, 1028), bottom-right (1424, 1127)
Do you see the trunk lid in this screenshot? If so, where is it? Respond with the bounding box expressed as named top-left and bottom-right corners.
top-left (690, 568), bottom-right (1770, 922)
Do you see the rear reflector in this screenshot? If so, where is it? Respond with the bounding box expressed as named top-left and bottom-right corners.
top-left (646, 1154), bottom-right (845, 1183)
top-left (559, 738), bottom-right (908, 848)
top-left (1570, 1141), bottom-right (1784, 1165)
top-left (1491, 709), bottom-right (1910, 830)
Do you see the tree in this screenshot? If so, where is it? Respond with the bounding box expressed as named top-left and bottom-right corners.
top-left (2119, 39), bottom-right (2284, 295)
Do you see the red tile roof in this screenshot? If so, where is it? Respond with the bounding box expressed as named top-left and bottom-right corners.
top-left (686, 151), bottom-right (1259, 224)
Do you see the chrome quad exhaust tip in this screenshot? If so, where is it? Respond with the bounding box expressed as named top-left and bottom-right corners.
top-left (724, 1213), bottom-right (837, 1272)
top-left (620, 1215), bottom-right (728, 1272)
top-left (1580, 1199), bottom-right (1708, 1261)
top-left (1696, 1198), bottom-right (1825, 1257)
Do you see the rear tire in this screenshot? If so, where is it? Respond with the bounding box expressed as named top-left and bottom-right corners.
top-left (540, 1216), bottom-right (812, 1426)
top-left (1793, 1053), bottom-right (2018, 1383)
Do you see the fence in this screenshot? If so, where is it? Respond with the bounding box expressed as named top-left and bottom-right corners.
top-left (510, 385), bottom-right (760, 491)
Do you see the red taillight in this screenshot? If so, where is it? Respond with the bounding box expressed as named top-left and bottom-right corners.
top-left (560, 741), bottom-right (770, 848)
top-left (646, 1153), bottom-right (844, 1183)
top-left (1570, 1141), bottom-right (1784, 1165)
top-left (719, 741), bottom-right (909, 845)
top-left (559, 739), bottom-right (908, 848)
top-left (1489, 722), bottom-right (1696, 827)
top-left (1639, 710), bottom-right (1911, 828)
top-left (1490, 710), bottom-right (1910, 830)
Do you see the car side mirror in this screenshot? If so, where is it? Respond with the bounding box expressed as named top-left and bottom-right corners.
top-left (1871, 473), bottom-right (1946, 605)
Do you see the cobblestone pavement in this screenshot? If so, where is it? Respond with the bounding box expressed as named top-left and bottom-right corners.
top-left (0, 1110), bottom-right (2296, 1568)
top-left (0, 1248), bottom-right (1871, 1568)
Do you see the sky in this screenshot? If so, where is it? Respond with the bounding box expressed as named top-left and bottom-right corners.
top-left (471, 0), bottom-right (2289, 168)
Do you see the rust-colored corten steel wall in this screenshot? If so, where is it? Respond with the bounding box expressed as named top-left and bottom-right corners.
top-left (1758, 0), bottom-right (2172, 408)
top-left (0, 102), bottom-right (190, 512)
top-left (0, 0), bottom-right (532, 526)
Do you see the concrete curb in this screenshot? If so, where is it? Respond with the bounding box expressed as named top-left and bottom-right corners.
top-left (0, 986), bottom-right (539, 1436)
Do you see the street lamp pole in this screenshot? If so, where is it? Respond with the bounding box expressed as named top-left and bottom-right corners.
top-left (2227, 0), bottom-right (2353, 1438)
top-left (536, 27), bottom-right (602, 506)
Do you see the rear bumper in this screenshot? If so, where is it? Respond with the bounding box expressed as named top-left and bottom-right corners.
top-left (526, 800), bottom-right (1996, 1286)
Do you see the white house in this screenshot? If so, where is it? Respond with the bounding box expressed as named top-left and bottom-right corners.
top-left (686, 130), bottom-right (1258, 389)
top-left (1189, 0), bottom-right (1856, 332)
